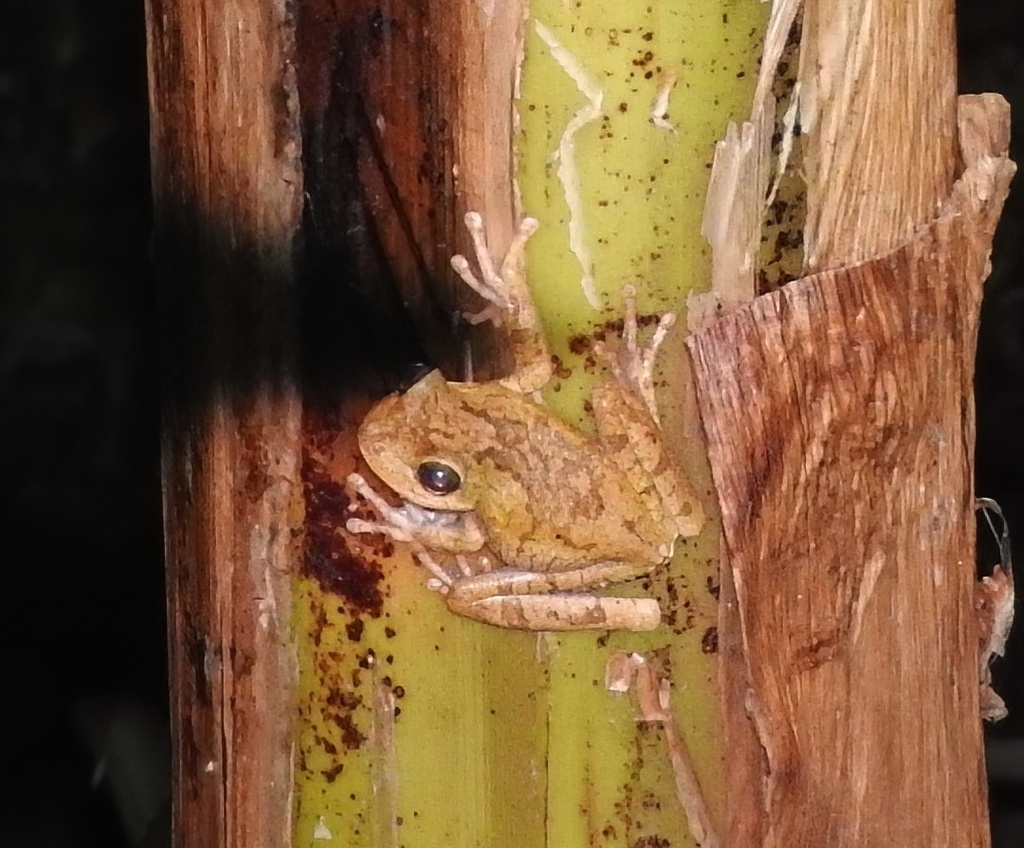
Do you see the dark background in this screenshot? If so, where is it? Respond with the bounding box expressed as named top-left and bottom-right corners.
top-left (1, 2), bottom-right (1021, 846)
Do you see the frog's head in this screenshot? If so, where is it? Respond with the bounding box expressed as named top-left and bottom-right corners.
top-left (357, 369), bottom-right (482, 512)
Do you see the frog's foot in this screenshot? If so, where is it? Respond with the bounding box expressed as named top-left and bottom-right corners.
top-left (418, 551), bottom-right (494, 594)
top-left (450, 211), bottom-right (551, 394)
top-left (345, 472), bottom-right (422, 543)
top-left (594, 284), bottom-right (676, 424)
top-left (451, 212), bottom-right (540, 326)
top-left (410, 546), bottom-right (458, 592)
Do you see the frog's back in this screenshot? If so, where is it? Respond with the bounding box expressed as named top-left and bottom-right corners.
top-left (452, 383), bottom-right (669, 571)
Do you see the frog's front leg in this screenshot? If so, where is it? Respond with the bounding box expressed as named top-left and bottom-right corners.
top-left (450, 212), bottom-right (552, 394)
top-left (444, 563), bottom-right (662, 632)
top-left (346, 472), bottom-right (486, 554)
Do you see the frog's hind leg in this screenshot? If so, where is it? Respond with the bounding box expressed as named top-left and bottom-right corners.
top-left (445, 564), bottom-right (662, 631)
top-left (591, 287), bottom-right (705, 538)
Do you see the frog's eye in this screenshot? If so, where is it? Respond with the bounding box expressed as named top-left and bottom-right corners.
top-left (417, 460), bottom-right (462, 495)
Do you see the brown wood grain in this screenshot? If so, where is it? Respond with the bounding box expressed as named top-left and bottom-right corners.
top-left (801, 0), bottom-right (959, 273)
top-left (145, 0), bottom-right (304, 845)
top-left (687, 95), bottom-right (1014, 847)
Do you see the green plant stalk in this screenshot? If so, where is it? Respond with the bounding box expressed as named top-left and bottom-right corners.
top-left (518, 1), bottom-right (766, 843)
top-left (293, 3), bottom-right (767, 846)
top-left (294, 524), bottom-right (548, 847)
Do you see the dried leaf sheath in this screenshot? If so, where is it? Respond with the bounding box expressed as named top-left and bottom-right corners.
top-left (686, 95), bottom-right (1015, 847)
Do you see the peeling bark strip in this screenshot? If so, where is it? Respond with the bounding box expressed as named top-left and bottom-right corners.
top-left (146, 0), bottom-right (303, 846)
top-left (800, 0), bottom-right (958, 272)
top-left (686, 96), bottom-right (1014, 847)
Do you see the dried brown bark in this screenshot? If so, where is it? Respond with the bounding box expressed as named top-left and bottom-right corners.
top-left (688, 94), bottom-right (1014, 848)
top-left (689, 0), bottom-right (1012, 841)
top-left (800, 1), bottom-right (959, 271)
top-left (145, 0), bottom-right (303, 846)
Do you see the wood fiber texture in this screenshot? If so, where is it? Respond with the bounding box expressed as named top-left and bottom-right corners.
top-left (146, 0), bottom-right (304, 845)
top-left (295, 0), bottom-right (527, 379)
top-left (800, 0), bottom-right (958, 271)
top-left (687, 95), bottom-right (1015, 847)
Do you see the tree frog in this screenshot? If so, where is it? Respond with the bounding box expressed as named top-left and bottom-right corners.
top-left (346, 212), bottom-right (704, 631)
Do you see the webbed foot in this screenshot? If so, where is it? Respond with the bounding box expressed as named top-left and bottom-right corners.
top-left (594, 285), bottom-right (676, 424)
top-left (451, 212), bottom-right (540, 325)
top-left (450, 211), bottom-right (551, 394)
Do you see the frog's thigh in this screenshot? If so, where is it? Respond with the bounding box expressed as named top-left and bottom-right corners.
top-left (592, 382), bottom-right (704, 538)
top-left (592, 382), bottom-right (663, 483)
top-left (445, 565), bottom-right (661, 631)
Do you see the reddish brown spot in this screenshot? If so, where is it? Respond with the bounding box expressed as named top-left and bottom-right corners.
top-left (551, 354), bottom-right (573, 379)
top-left (322, 762), bottom-right (345, 782)
top-left (701, 626), bottom-right (719, 654)
top-left (334, 713), bottom-right (367, 749)
top-left (326, 688), bottom-right (362, 711)
top-left (568, 333), bottom-right (591, 356)
top-left (662, 575), bottom-right (682, 629)
top-left (302, 453), bottom-right (385, 617)
top-left (324, 687), bottom-right (367, 751)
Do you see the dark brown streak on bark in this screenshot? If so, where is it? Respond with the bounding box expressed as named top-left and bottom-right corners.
top-left (296, 1), bottom-right (481, 401)
top-left (354, 92), bottom-right (438, 314)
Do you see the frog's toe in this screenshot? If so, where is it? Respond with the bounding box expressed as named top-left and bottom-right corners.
top-left (460, 211), bottom-right (507, 295)
top-left (451, 252), bottom-right (505, 308)
top-left (425, 577), bottom-right (450, 595)
top-left (346, 517), bottom-right (381, 536)
top-left (411, 545), bottom-right (456, 588)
